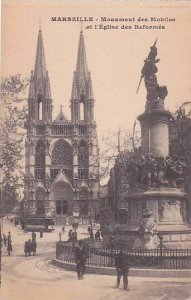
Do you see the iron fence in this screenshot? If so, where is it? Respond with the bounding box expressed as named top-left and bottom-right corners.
top-left (56, 242), bottom-right (191, 269)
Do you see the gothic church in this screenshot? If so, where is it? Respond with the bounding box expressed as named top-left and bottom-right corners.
top-left (24, 28), bottom-right (100, 225)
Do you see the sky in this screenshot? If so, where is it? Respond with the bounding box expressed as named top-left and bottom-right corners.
top-left (2, 0), bottom-right (191, 147)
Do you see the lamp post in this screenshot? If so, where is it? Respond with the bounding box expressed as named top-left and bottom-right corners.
top-left (89, 189), bottom-right (93, 231)
top-left (110, 235), bottom-right (114, 267)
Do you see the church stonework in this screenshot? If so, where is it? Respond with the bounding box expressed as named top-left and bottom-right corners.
top-left (24, 28), bottom-right (100, 225)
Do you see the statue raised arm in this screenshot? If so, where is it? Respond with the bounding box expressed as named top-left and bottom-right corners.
top-left (136, 39), bottom-right (168, 102)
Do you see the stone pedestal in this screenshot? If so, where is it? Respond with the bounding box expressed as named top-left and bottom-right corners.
top-left (137, 99), bottom-right (171, 157)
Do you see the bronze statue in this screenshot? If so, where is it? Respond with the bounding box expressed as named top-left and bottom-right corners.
top-left (136, 39), bottom-right (168, 102)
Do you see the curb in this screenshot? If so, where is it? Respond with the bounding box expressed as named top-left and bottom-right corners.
top-left (52, 259), bottom-right (191, 278)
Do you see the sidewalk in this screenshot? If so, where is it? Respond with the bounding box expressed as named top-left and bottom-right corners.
top-left (1, 219), bottom-right (191, 300)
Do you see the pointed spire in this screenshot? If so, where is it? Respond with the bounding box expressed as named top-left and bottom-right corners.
top-left (34, 27), bottom-right (47, 79)
top-left (76, 30), bottom-right (88, 85)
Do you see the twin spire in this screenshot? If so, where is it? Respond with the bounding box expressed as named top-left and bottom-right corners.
top-left (71, 30), bottom-right (94, 100)
top-left (29, 26), bottom-right (94, 114)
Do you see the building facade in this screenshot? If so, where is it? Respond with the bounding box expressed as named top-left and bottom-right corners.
top-left (24, 28), bottom-right (100, 225)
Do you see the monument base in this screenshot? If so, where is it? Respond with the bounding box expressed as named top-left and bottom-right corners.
top-left (103, 187), bottom-right (191, 249)
top-left (102, 223), bottom-right (191, 250)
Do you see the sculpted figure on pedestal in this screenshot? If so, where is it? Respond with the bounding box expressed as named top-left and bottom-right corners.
top-left (136, 39), bottom-right (168, 102)
top-left (124, 148), bottom-right (186, 189)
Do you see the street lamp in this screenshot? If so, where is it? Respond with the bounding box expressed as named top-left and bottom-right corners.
top-left (89, 189), bottom-right (93, 230)
top-left (109, 235), bottom-right (114, 267)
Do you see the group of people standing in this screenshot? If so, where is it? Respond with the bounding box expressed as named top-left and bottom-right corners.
top-left (88, 227), bottom-right (101, 241)
top-left (24, 231), bottom-right (37, 257)
top-left (74, 241), bottom-right (130, 290)
top-left (3, 231), bottom-right (12, 255)
top-left (68, 228), bottom-right (78, 243)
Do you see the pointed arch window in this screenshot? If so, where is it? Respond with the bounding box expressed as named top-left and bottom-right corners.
top-left (51, 140), bottom-right (73, 180)
top-left (38, 94), bottom-right (43, 120)
top-left (80, 102), bottom-right (85, 121)
top-left (80, 94), bottom-right (85, 121)
top-left (35, 140), bottom-right (45, 179)
top-left (78, 140), bottom-right (89, 179)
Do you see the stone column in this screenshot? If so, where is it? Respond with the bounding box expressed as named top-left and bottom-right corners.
top-left (138, 100), bottom-right (171, 157)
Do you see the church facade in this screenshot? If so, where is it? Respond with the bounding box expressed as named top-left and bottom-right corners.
top-left (24, 28), bottom-right (100, 225)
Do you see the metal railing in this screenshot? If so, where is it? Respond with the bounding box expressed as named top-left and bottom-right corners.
top-left (56, 242), bottom-right (191, 269)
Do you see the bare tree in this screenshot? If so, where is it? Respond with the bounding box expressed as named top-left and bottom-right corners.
top-left (0, 74), bottom-right (28, 212)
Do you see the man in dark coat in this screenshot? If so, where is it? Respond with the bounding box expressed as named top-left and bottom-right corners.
top-left (7, 239), bottom-right (12, 256)
top-left (28, 239), bottom-right (32, 256)
top-left (95, 230), bottom-right (101, 241)
top-left (115, 250), bottom-right (129, 290)
top-left (74, 241), bottom-right (87, 280)
top-left (32, 231), bottom-right (36, 242)
top-left (31, 240), bottom-right (37, 256)
top-left (24, 240), bottom-right (29, 257)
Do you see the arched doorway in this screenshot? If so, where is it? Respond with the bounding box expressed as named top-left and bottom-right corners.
top-left (52, 182), bottom-right (73, 224)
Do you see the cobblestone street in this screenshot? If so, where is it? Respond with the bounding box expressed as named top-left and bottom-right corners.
top-left (1, 219), bottom-right (191, 300)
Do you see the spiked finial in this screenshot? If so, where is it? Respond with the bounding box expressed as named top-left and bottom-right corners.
top-left (39, 17), bottom-right (42, 31)
top-left (80, 21), bottom-right (83, 32)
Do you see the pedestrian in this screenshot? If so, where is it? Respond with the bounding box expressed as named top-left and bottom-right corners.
top-left (28, 239), bottom-right (32, 256)
top-left (24, 240), bottom-right (29, 257)
top-left (39, 228), bottom-right (43, 238)
top-left (7, 239), bottom-right (12, 256)
top-left (3, 233), bottom-right (7, 246)
top-left (71, 229), bottom-right (78, 249)
top-left (72, 229), bottom-right (77, 241)
top-left (62, 226), bottom-right (65, 233)
top-left (31, 240), bottom-right (37, 256)
top-left (59, 232), bottom-right (62, 242)
top-left (115, 250), bottom-right (129, 290)
top-left (74, 241), bottom-right (87, 280)
top-left (89, 228), bottom-right (94, 239)
top-left (68, 229), bottom-right (72, 241)
top-left (32, 231), bottom-right (36, 242)
top-left (95, 230), bottom-right (101, 241)
top-left (7, 231), bottom-right (11, 243)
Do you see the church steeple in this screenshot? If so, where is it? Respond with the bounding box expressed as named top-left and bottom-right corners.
top-left (28, 27), bottom-right (52, 123)
top-left (76, 30), bottom-right (88, 87)
top-left (71, 30), bottom-right (94, 122)
top-left (34, 28), bottom-right (47, 80)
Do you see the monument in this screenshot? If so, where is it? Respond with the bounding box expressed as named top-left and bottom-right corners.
top-left (103, 40), bottom-right (191, 249)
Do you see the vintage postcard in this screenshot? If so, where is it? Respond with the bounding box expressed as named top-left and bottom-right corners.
top-left (1, 0), bottom-right (191, 300)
